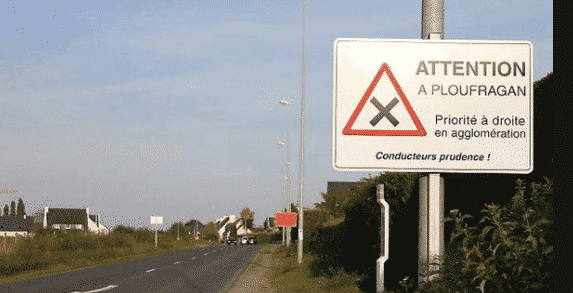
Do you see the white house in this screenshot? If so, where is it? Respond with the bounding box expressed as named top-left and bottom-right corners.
top-left (0, 215), bottom-right (29, 237)
top-left (43, 206), bottom-right (108, 235)
top-left (214, 215), bottom-right (253, 240)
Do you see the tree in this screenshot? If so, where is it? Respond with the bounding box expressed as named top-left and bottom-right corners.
top-left (201, 221), bottom-right (219, 241)
top-left (112, 224), bottom-right (136, 234)
top-left (240, 207), bottom-right (255, 230)
top-left (167, 221), bottom-right (184, 239)
top-left (10, 200), bottom-right (16, 217)
top-left (318, 190), bottom-right (346, 217)
top-left (229, 220), bottom-right (238, 238)
top-left (26, 216), bottom-right (35, 232)
top-left (2, 204), bottom-right (7, 217)
top-left (17, 198), bottom-right (25, 218)
top-left (184, 219), bottom-right (203, 237)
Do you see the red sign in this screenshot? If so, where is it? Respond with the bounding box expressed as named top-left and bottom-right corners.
top-left (195, 236), bottom-right (199, 240)
top-left (342, 63), bottom-right (426, 136)
top-left (275, 212), bottom-right (297, 227)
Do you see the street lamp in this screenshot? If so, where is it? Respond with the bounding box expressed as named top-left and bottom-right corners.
top-left (277, 140), bottom-right (287, 246)
top-left (279, 99), bottom-right (293, 248)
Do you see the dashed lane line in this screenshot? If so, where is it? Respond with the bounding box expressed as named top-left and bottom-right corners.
top-left (70, 285), bottom-right (118, 293)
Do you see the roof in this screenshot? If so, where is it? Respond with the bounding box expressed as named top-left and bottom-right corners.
top-left (47, 208), bottom-right (87, 225)
top-left (0, 217), bottom-right (29, 231)
top-left (327, 181), bottom-right (360, 195)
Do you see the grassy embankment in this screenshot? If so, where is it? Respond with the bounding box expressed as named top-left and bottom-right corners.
top-left (0, 229), bottom-right (222, 284)
top-left (249, 214), bottom-right (391, 293)
top-left (248, 214), bottom-right (413, 293)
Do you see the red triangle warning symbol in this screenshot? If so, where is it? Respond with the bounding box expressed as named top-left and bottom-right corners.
top-left (342, 63), bottom-right (426, 136)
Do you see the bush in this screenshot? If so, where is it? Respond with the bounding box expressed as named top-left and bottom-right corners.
top-left (306, 222), bottom-right (346, 279)
top-left (134, 229), bottom-right (154, 243)
top-left (422, 177), bottom-right (553, 293)
top-left (253, 232), bottom-right (273, 244)
top-left (112, 224), bottom-right (136, 234)
top-left (103, 232), bottom-right (135, 248)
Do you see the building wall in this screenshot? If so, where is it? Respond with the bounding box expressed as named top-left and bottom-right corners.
top-left (0, 231), bottom-right (28, 237)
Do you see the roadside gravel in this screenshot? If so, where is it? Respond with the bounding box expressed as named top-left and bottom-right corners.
top-left (226, 244), bottom-right (280, 293)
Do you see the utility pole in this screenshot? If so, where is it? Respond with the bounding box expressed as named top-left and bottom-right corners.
top-left (297, 0), bottom-right (307, 265)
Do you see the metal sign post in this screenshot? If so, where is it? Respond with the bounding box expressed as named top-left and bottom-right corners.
top-left (419, 1), bottom-right (444, 288)
top-left (151, 216), bottom-right (163, 248)
top-left (376, 184), bottom-right (390, 293)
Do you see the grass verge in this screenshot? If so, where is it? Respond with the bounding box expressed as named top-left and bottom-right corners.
top-left (0, 232), bottom-right (222, 284)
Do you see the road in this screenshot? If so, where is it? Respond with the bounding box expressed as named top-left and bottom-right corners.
top-left (0, 244), bottom-right (263, 293)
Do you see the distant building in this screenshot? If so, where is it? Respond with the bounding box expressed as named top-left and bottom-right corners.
top-left (327, 181), bottom-right (360, 195)
top-left (42, 206), bottom-right (108, 235)
top-left (214, 215), bottom-right (254, 240)
top-left (263, 217), bottom-right (279, 232)
top-left (0, 215), bottom-right (29, 237)
top-left (250, 226), bottom-right (265, 233)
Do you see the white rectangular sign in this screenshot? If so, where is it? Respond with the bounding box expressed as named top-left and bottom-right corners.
top-left (333, 39), bottom-right (533, 173)
top-left (150, 216), bottom-right (163, 225)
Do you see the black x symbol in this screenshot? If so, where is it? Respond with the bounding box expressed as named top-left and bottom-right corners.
top-left (370, 97), bottom-right (399, 127)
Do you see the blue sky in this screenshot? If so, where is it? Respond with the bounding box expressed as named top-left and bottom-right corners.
top-left (0, 0), bottom-right (552, 230)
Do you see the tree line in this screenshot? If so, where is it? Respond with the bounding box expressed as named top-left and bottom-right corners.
top-left (1, 198), bottom-right (26, 218)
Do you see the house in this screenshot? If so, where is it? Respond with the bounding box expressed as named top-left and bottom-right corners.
top-left (263, 217), bottom-right (279, 232)
top-left (42, 206), bottom-right (108, 235)
top-left (250, 226), bottom-right (266, 233)
top-left (214, 215), bottom-right (254, 240)
top-left (0, 216), bottom-right (29, 237)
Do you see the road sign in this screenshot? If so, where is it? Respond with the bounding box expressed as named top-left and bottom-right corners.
top-left (195, 236), bottom-right (199, 240)
top-left (333, 39), bottom-right (533, 173)
top-left (151, 216), bottom-right (163, 225)
top-left (275, 211), bottom-right (297, 227)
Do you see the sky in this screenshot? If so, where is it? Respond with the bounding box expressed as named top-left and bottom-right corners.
top-left (0, 0), bottom-right (552, 230)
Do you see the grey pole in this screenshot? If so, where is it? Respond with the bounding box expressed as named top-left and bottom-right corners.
top-left (421, 0), bottom-right (444, 39)
top-left (280, 99), bottom-right (293, 248)
top-left (419, 1), bottom-right (445, 288)
top-left (376, 184), bottom-right (390, 293)
top-left (297, 0), bottom-right (307, 265)
top-left (155, 224), bottom-right (158, 247)
top-left (278, 141), bottom-right (286, 246)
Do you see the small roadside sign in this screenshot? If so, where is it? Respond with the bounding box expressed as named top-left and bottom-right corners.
top-left (333, 38), bottom-right (533, 173)
top-left (275, 211), bottom-right (297, 227)
top-left (150, 216), bottom-right (163, 225)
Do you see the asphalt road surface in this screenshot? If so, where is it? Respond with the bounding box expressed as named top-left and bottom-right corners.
top-left (0, 244), bottom-right (263, 293)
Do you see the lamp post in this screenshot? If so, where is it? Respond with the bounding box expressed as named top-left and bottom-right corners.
top-left (277, 140), bottom-right (287, 246)
top-left (279, 99), bottom-right (293, 247)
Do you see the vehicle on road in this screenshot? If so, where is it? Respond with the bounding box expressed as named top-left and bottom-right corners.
top-left (240, 236), bottom-right (256, 245)
top-left (227, 237), bottom-right (238, 245)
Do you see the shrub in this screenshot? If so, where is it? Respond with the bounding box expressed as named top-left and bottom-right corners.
top-left (253, 232), bottom-right (273, 244)
top-left (422, 177), bottom-right (553, 293)
top-left (134, 229), bottom-right (154, 243)
top-left (102, 232), bottom-right (135, 248)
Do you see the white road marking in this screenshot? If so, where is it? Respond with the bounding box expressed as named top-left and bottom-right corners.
top-left (146, 269), bottom-right (155, 273)
top-left (70, 285), bottom-right (118, 293)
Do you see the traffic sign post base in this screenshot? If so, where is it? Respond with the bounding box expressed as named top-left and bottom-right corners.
top-left (418, 174), bottom-right (444, 288)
